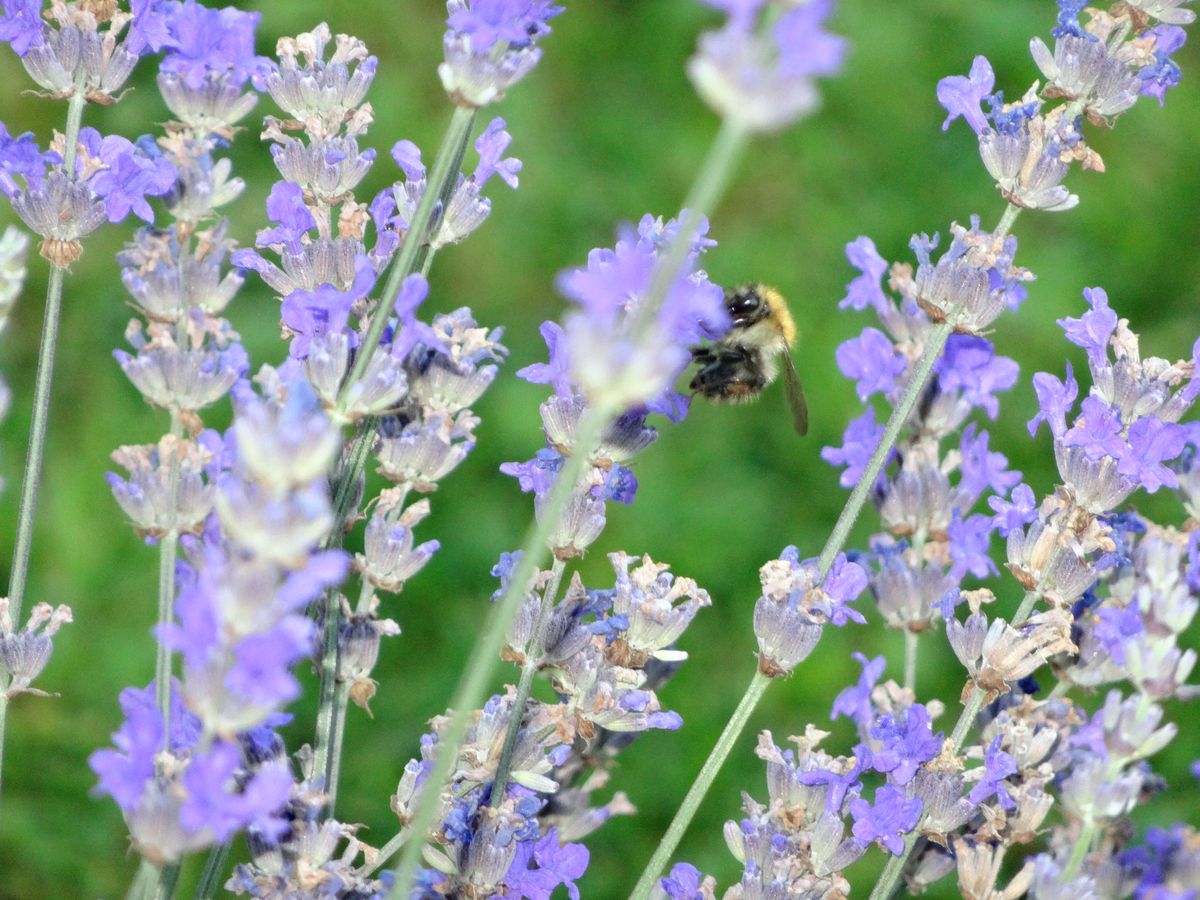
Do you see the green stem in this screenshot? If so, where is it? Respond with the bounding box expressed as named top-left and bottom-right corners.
top-left (818, 321), bottom-right (953, 578)
top-left (1062, 820), bottom-right (1097, 881)
top-left (313, 588), bottom-right (341, 791)
top-left (126, 859), bottom-right (160, 900)
top-left (0, 86), bottom-right (87, 818)
top-left (388, 406), bottom-right (610, 899)
top-left (155, 528), bottom-right (178, 734)
top-left (326, 681), bottom-right (351, 811)
top-left (903, 629), bottom-right (919, 694)
top-left (488, 558), bottom-right (567, 806)
top-left (196, 843), bottom-right (231, 899)
top-left (337, 106), bottom-right (476, 406)
top-left (629, 671), bottom-right (771, 900)
top-left (363, 828), bottom-right (409, 878)
top-left (327, 419), bottom-right (375, 547)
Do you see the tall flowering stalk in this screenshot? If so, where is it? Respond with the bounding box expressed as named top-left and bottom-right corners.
top-left (107, 0), bottom-right (261, 736)
top-left (0, 0), bottom-right (177, 805)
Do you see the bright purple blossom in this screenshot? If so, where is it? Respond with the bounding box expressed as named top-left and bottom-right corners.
top-left (866, 704), bottom-right (943, 785)
top-left (658, 863), bottom-right (707, 900)
top-left (1063, 396), bottom-right (1127, 461)
top-left (798, 761), bottom-right (863, 813)
top-left (989, 483), bottom-right (1037, 537)
top-left (836, 327), bottom-right (907, 400)
top-left (126, 0), bottom-right (175, 57)
top-left (822, 407), bottom-right (888, 488)
top-left (0, 0), bottom-right (45, 56)
top-left (840, 236), bottom-right (891, 314)
top-left (959, 425), bottom-right (1020, 499)
top-left (1120, 417), bottom-right (1187, 492)
top-left (1139, 25), bottom-right (1187, 105)
top-left (517, 321), bottom-right (573, 398)
top-left (501, 828), bottom-right (588, 900)
top-left (937, 335), bottom-right (1019, 419)
top-left (850, 785), bottom-right (923, 855)
top-left (948, 511), bottom-right (997, 580)
top-left (178, 741), bottom-right (290, 841)
top-left (447, 0), bottom-right (563, 52)
top-left (159, 1), bottom-right (267, 89)
top-left (1028, 364), bottom-right (1079, 438)
top-left (937, 55), bottom-right (995, 134)
top-left (823, 553), bottom-right (869, 626)
top-left (831, 652), bottom-right (886, 727)
top-left (87, 141), bottom-right (177, 223)
top-left (1051, 0), bottom-right (1090, 38)
top-left (1058, 287), bottom-right (1117, 366)
top-left (967, 736), bottom-right (1018, 810)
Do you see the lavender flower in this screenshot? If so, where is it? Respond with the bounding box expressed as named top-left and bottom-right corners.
top-left (849, 785), bottom-right (922, 855)
top-left (438, 0), bottom-right (563, 107)
top-left (0, 597), bottom-right (72, 698)
top-left (688, 0), bottom-right (846, 133)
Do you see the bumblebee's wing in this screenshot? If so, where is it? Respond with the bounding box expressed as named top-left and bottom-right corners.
top-left (782, 352), bottom-right (809, 436)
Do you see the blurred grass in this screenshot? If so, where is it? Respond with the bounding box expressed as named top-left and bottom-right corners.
top-left (0, 1), bottom-right (1198, 897)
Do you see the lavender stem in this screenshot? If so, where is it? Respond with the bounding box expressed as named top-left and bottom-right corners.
top-left (0, 85), bottom-right (87, 813)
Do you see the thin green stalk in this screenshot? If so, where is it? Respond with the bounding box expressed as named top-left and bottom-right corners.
top-left (488, 558), bottom-right (567, 806)
top-left (313, 587), bottom-right (342, 788)
top-left (818, 321), bottom-right (953, 577)
top-left (363, 828), bottom-right (409, 878)
top-left (629, 671), bottom-right (772, 900)
top-left (312, 108), bottom-right (477, 799)
top-left (0, 86), bottom-right (88, 817)
top-left (388, 406), bottom-right (610, 898)
top-left (196, 843), bottom-right (231, 899)
top-left (155, 528), bottom-right (179, 737)
top-left (903, 629), bottom-right (919, 694)
top-left (337, 106), bottom-right (476, 404)
top-left (326, 681), bottom-right (351, 810)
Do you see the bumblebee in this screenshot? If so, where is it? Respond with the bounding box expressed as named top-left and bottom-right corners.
top-left (689, 283), bottom-right (809, 435)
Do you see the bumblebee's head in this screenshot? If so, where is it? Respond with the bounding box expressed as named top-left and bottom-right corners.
top-left (725, 283), bottom-right (796, 345)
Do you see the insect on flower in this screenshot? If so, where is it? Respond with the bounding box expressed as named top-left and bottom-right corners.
top-left (690, 283), bottom-right (809, 434)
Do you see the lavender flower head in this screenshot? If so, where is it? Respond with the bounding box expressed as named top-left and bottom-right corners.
top-left (688, 0), bottom-right (846, 133)
top-left (554, 211), bottom-right (728, 418)
top-left (439, 0), bottom-right (564, 107)
top-left (753, 547), bottom-right (867, 676)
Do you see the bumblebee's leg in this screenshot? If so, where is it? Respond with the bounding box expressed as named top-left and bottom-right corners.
top-left (689, 347), bottom-right (768, 401)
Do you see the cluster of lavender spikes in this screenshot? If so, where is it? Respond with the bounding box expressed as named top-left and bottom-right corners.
top-left (0, 0), bottom-right (1196, 898)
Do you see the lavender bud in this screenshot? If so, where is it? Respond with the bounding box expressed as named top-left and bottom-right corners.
top-left (438, 0), bottom-right (563, 108)
top-left (0, 598), bottom-right (72, 697)
top-left (375, 411), bottom-right (478, 490)
top-left (119, 224), bottom-right (244, 322)
top-left (604, 552), bottom-right (711, 667)
top-left (107, 434), bottom-right (218, 537)
top-left (336, 597), bottom-right (400, 712)
top-left (357, 494), bottom-right (440, 593)
top-left (114, 319), bottom-right (247, 414)
top-left (260, 25), bottom-right (376, 137)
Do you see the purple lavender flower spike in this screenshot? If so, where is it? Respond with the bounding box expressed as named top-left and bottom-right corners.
top-left (866, 704), bottom-right (943, 785)
top-left (439, 0), bottom-right (563, 107)
top-left (1027, 364), bottom-right (1078, 438)
top-left (1057, 286), bottom-right (1117, 366)
top-left (1139, 25), bottom-right (1188, 105)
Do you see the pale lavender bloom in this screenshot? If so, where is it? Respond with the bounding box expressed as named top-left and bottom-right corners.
top-left (840, 236), bottom-right (891, 314)
top-left (90, 682), bottom-right (291, 862)
top-left (1029, 33), bottom-right (1140, 119)
top-left (937, 55), bottom-right (995, 135)
top-left (688, 0), bottom-right (846, 133)
top-left (822, 408), bottom-right (888, 488)
top-left (864, 704), bottom-right (942, 785)
top-left (257, 25), bottom-right (376, 136)
top-left (439, 0), bottom-right (563, 107)
top-left (556, 212), bottom-right (727, 417)
top-left (0, 597), bottom-right (72, 698)
top-left (106, 433), bottom-right (220, 538)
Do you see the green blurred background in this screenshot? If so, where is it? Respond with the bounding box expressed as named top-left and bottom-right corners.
top-left (1, 1), bottom-right (1199, 896)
